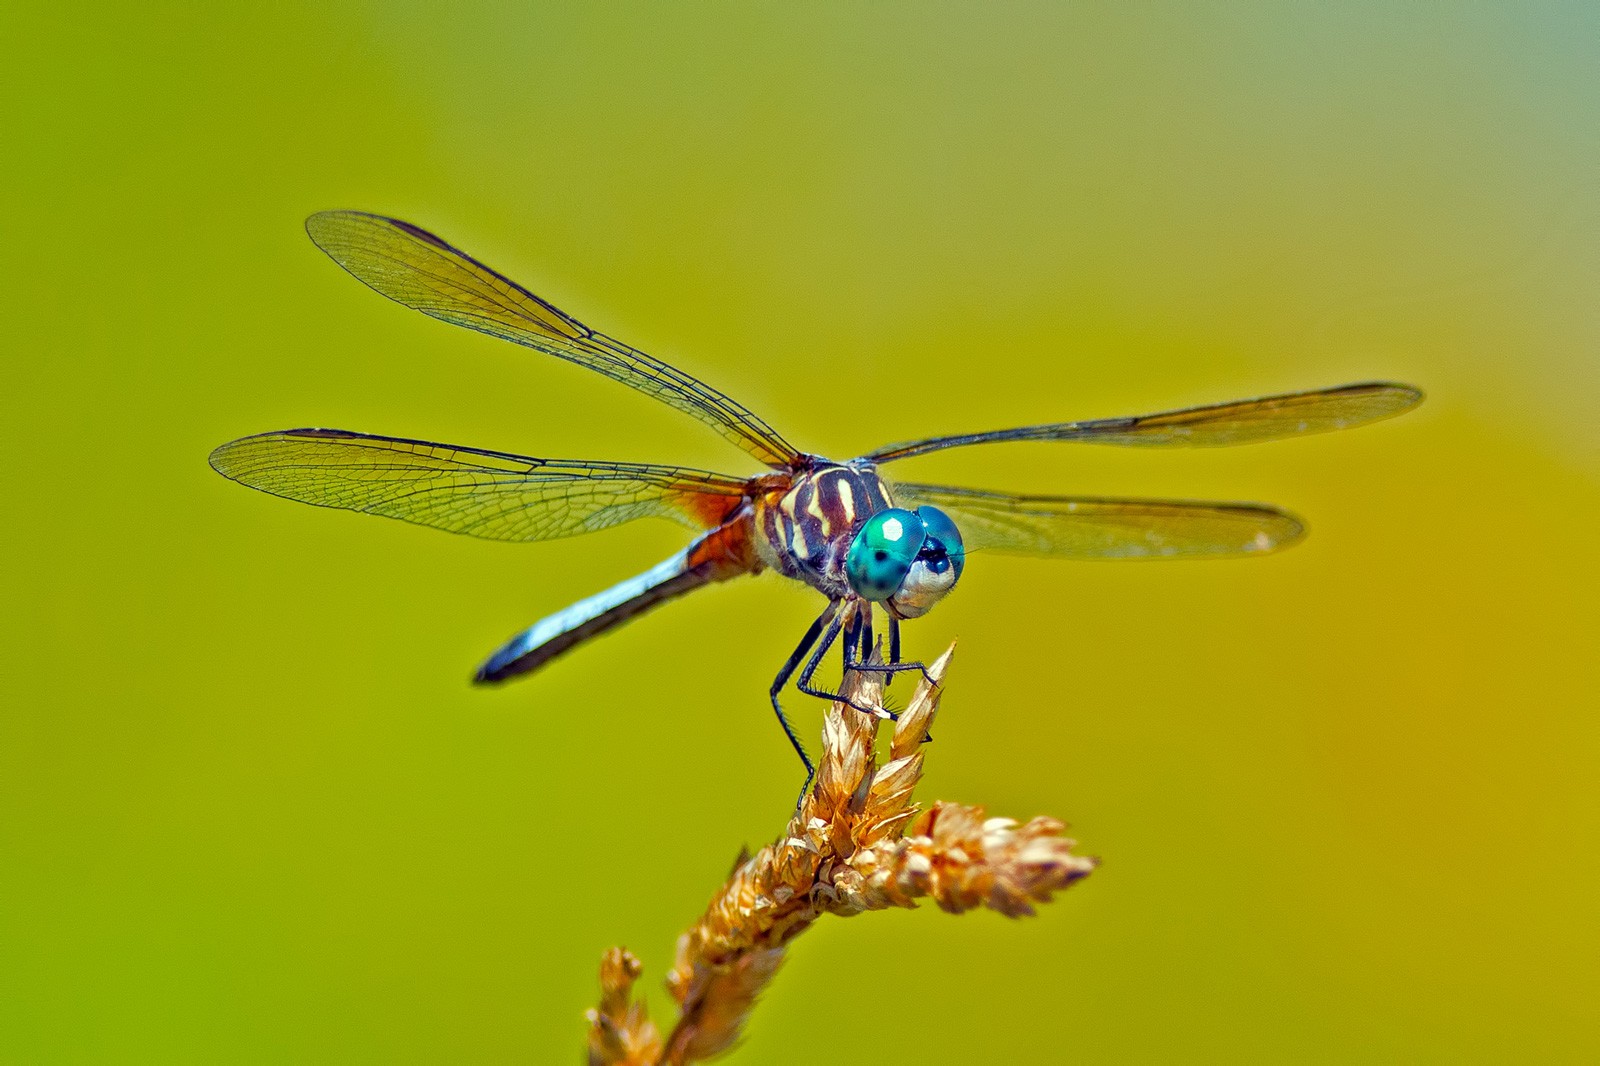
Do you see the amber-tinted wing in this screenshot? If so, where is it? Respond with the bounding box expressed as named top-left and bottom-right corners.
top-left (209, 429), bottom-right (750, 542)
top-left (893, 482), bottom-right (1304, 559)
top-left (305, 211), bottom-right (802, 469)
top-left (864, 382), bottom-right (1422, 464)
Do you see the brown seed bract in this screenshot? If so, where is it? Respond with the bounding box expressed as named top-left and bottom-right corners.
top-left (584, 645), bottom-right (1096, 1065)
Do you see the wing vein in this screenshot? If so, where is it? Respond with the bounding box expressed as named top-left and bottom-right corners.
top-left (210, 429), bottom-right (749, 544)
top-left (306, 211), bottom-right (801, 468)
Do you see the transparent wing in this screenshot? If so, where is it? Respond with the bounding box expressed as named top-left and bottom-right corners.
top-left (305, 211), bottom-right (802, 469)
top-left (893, 482), bottom-right (1305, 559)
top-left (864, 382), bottom-right (1423, 464)
top-left (209, 429), bottom-right (751, 543)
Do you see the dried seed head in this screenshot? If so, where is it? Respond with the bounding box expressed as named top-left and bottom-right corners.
top-left (586, 644), bottom-right (1095, 1064)
top-left (585, 948), bottom-right (662, 1066)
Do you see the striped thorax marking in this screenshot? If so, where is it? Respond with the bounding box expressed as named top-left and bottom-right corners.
top-left (755, 461), bottom-right (890, 597)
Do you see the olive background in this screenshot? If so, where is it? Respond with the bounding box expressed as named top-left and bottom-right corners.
top-left (6, 4), bottom-right (1598, 1061)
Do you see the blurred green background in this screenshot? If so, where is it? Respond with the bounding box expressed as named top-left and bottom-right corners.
top-left (6, 3), bottom-right (1598, 1061)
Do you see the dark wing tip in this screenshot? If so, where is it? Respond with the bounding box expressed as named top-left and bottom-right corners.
top-left (1343, 380), bottom-right (1426, 414)
top-left (279, 427), bottom-right (351, 439)
top-left (1266, 508), bottom-right (1309, 553)
top-left (1200, 502), bottom-right (1308, 557)
top-left (1181, 502), bottom-right (1307, 558)
top-left (305, 210), bottom-right (451, 253)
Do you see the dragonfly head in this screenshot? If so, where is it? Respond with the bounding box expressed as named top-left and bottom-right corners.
top-left (844, 506), bottom-right (965, 619)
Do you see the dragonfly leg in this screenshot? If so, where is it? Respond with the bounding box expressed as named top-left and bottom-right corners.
top-left (775, 600), bottom-right (878, 809)
top-left (769, 600), bottom-right (840, 784)
top-left (797, 607), bottom-right (888, 722)
top-left (842, 611), bottom-right (937, 745)
top-left (837, 605), bottom-right (893, 720)
top-left (847, 611), bottom-right (937, 686)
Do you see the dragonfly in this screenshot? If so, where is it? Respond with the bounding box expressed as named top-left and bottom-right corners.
top-left (210, 211), bottom-right (1423, 782)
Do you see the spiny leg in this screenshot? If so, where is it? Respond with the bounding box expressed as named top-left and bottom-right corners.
top-left (768, 600), bottom-right (839, 785)
top-left (796, 607), bottom-right (885, 721)
top-left (847, 608), bottom-right (937, 686)
top-left (844, 610), bottom-right (937, 745)
top-left (779, 600), bottom-right (875, 808)
top-left (837, 603), bottom-right (896, 724)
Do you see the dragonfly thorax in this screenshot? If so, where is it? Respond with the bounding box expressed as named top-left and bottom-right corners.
top-left (754, 461), bottom-right (892, 599)
top-left (753, 462), bottom-right (966, 617)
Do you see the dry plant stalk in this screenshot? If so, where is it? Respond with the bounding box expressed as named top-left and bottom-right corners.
top-left (583, 645), bottom-right (1096, 1065)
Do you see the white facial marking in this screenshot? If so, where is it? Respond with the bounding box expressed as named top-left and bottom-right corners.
top-left (888, 555), bottom-right (959, 618)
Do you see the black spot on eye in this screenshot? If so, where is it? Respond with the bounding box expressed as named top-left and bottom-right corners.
top-left (874, 550), bottom-right (887, 561)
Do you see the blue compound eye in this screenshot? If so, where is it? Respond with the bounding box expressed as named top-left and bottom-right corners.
top-left (885, 505), bottom-right (966, 619)
top-left (845, 508), bottom-right (926, 601)
top-left (913, 505), bottom-right (964, 582)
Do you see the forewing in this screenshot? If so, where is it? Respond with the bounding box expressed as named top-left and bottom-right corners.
top-left (893, 482), bottom-right (1305, 559)
top-left (209, 429), bottom-right (749, 543)
top-left (305, 211), bottom-right (801, 468)
top-left (865, 382), bottom-right (1422, 463)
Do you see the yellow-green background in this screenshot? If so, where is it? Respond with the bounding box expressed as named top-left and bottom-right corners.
top-left (6, 3), bottom-right (1597, 1061)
